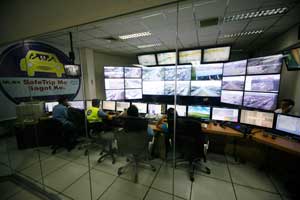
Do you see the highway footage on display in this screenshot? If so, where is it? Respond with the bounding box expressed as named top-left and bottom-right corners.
top-left (243, 92), bottom-right (278, 110)
top-left (104, 67), bottom-right (124, 78)
top-left (223, 60), bottom-right (247, 76)
top-left (125, 67), bottom-right (141, 78)
top-left (247, 54), bottom-right (282, 74)
top-left (164, 81), bottom-right (190, 96)
top-left (125, 89), bottom-right (142, 100)
top-left (191, 80), bottom-right (222, 97)
top-left (164, 65), bottom-right (191, 81)
top-left (157, 52), bottom-right (176, 65)
top-left (222, 76), bottom-right (245, 90)
top-left (179, 49), bottom-right (202, 64)
top-left (137, 54), bottom-right (156, 66)
top-left (143, 67), bottom-right (164, 81)
top-left (221, 90), bottom-right (244, 105)
top-left (245, 74), bottom-right (280, 93)
top-left (106, 90), bottom-right (125, 101)
top-left (125, 79), bottom-right (142, 89)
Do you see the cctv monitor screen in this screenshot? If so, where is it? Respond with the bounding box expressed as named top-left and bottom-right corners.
top-left (203, 46), bottom-right (231, 63)
top-left (167, 105), bottom-right (187, 117)
top-left (102, 101), bottom-right (116, 111)
top-left (157, 52), bottom-right (176, 65)
top-left (69, 101), bottom-right (85, 110)
top-left (116, 102), bottom-right (130, 112)
top-left (105, 90), bottom-right (125, 101)
top-left (179, 49), bottom-right (202, 64)
top-left (64, 65), bottom-right (81, 76)
top-left (164, 81), bottom-right (191, 96)
top-left (105, 79), bottom-right (124, 90)
top-left (125, 79), bottom-right (142, 89)
top-left (240, 109), bottom-right (274, 128)
top-left (212, 107), bottom-right (239, 122)
top-left (191, 63), bottom-right (223, 80)
top-left (104, 66), bottom-right (124, 78)
top-left (247, 54), bottom-right (282, 75)
top-left (138, 54), bottom-right (157, 66)
top-left (142, 67), bottom-right (164, 81)
top-left (164, 65), bottom-right (192, 81)
top-left (125, 67), bottom-right (142, 78)
top-left (132, 102), bottom-right (147, 114)
top-left (221, 90), bottom-right (244, 106)
top-left (45, 102), bottom-right (58, 112)
top-left (223, 60), bottom-right (247, 76)
top-left (143, 81), bottom-right (165, 95)
top-left (285, 48), bottom-right (300, 70)
top-left (222, 76), bottom-right (245, 90)
top-left (245, 74), bottom-right (280, 93)
top-left (188, 106), bottom-right (211, 120)
top-left (276, 114), bottom-right (300, 136)
top-left (243, 92), bottom-right (277, 111)
top-left (125, 89), bottom-right (142, 99)
top-left (191, 80), bottom-right (222, 97)
top-left (148, 104), bottom-right (162, 115)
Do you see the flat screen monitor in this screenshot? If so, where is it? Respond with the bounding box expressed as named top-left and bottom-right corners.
top-left (190, 80), bottom-right (222, 97)
top-left (138, 54), bottom-right (157, 66)
top-left (247, 54), bottom-right (282, 75)
top-left (188, 106), bottom-right (211, 120)
top-left (105, 79), bottom-right (124, 90)
top-left (132, 102), bottom-right (147, 114)
top-left (221, 90), bottom-right (244, 106)
top-left (125, 89), bottom-right (142, 99)
top-left (102, 101), bottom-right (116, 111)
top-left (285, 48), bottom-right (300, 70)
top-left (191, 63), bottom-right (223, 80)
top-left (223, 60), bottom-right (247, 76)
top-left (167, 105), bottom-right (187, 117)
top-left (157, 52), bottom-right (176, 65)
top-left (203, 46), bottom-right (231, 63)
top-left (104, 66), bottom-right (124, 78)
top-left (64, 64), bottom-right (81, 77)
top-left (240, 109), bottom-right (274, 128)
top-left (125, 79), bottom-right (142, 89)
top-left (179, 49), bottom-right (202, 64)
top-left (125, 67), bottom-right (142, 78)
top-left (222, 76), bottom-right (245, 91)
top-left (69, 101), bottom-right (85, 110)
top-left (105, 90), bottom-right (125, 101)
top-left (142, 67), bottom-right (164, 81)
top-left (148, 104), bottom-right (162, 115)
top-left (243, 92), bottom-right (277, 111)
top-left (143, 81), bottom-right (165, 95)
top-left (164, 65), bottom-right (191, 81)
top-left (276, 114), bottom-right (300, 136)
top-left (245, 74), bottom-right (280, 93)
top-left (211, 107), bottom-right (239, 122)
top-left (45, 102), bottom-right (58, 112)
top-left (116, 102), bottom-right (130, 112)
top-left (164, 81), bottom-right (190, 96)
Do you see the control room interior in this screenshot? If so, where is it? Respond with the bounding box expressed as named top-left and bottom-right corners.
top-left (1, 1), bottom-right (300, 200)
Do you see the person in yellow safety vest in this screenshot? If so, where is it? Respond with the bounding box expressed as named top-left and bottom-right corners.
top-left (86, 99), bottom-right (108, 124)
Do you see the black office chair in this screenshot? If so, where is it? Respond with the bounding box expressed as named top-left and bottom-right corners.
top-left (116, 116), bottom-right (156, 183)
top-left (48, 118), bottom-right (70, 154)
top-left (169, 118), bottom-right (210, 181)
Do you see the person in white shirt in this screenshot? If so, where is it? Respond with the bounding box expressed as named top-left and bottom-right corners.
top-left (274, 99), bottom-right (295, 114)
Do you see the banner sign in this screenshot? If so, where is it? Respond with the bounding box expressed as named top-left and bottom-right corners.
top-left (0, 41), bottom-right (81, 103)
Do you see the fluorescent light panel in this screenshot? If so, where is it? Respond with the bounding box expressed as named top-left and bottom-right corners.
top-left (222, 29), bottom-right (263, 38)
top-left (224, 7), bottom-right (288, 22)
top-left (119, 31), bottom-right (151, 40)
top-left (137, 43), bottom-right (161, 48)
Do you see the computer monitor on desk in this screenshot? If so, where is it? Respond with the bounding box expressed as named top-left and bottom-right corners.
top-left (275, 114), bottom-right (300, 138)
top-left (45, 102), bottom-right (59, 113)
top-left (116, 102), bottom-right (130, 112)
top-left (188, 105), bottom-right (211, 121)
top-left (69, 101), bottom-right (85, 110)
top-left (167, 105), bottom-right (187, 117)
top-left (148, 104), bottom-right (162, 115)
top-left (103, 101), bottom-right (116, 111)
top-left (240, 109), bottom-right (274, 128)
top-left (211, 107), bottom-right (239, 122)
top-left (132, 102), bottom-right (147, 114)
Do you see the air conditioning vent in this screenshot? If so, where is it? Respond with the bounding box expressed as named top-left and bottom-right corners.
top-left (199, 17), bottom-right (219, 27)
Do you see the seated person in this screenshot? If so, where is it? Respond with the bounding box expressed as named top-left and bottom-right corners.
top-left (127, 105), bottom-right (139, 117)
top-left (86, 99), bottom-right (108, 132)
top-left (275, 99), bottom-right (295, 114)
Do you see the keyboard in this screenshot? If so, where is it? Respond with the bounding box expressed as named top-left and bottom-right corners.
top-left (223, 122), bottom-right (252, 135)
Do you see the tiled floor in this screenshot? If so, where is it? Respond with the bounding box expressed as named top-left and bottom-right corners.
top-left (1, 139), bottom-right (298, 200)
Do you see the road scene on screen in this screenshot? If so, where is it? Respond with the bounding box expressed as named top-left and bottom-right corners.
top-left (191, 80), bottom-right (221, 97)
top-left (125, 67), bottom-right (141, 78)
top-left (125, 89), bottom-right (142, 99)
top-left (143, 67), bottom-right (164, 81)
top-left (106, 90), bottom-right (124, 101)
top-left (192, 63), bottom-right (223, 80)
top-left (203, 47), bottom-right (230, 62)
top-left (164, 65), bottom-right (191, 81)
top-left (164, 81), bottom-right (190, 96)
top-left (143, 81), bottom-right (165, 95)
top-left (105, 79), bottom-right (124, 90)
top-left (221, 90), bottom-right (243, 105)
top-left (179, 50), bottom-right (202, 64)
top-left (222, 76), bottom-right (245, 90)
top-left (245, 74), bottom-right (280, 92)
top-left (125, 79), bottom-right (142, 89)
top-left (157, 52), bottom-right (176, 65)
top-left (138, 55), bottom-right (156, 66)
top-left (223, 60), bottom-right (247, 76)
top-left (243, 92), bottom-right (277, 110)
top-left (247, 54), bottom-right (282, 74)
top-left (104, 67), bottom-right (124, 78)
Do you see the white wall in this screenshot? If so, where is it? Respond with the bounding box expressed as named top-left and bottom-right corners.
top-left (93, 51), bottom-right (137, 99)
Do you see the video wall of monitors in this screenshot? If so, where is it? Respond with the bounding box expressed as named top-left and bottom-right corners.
top-left (104, 66), bottom-right (142, 101)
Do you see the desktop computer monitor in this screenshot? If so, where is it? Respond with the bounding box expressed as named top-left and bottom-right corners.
top-left (132, 102), bottom-right (147, 114)
top-left (148, 104), bottom-right (162, 115)
top-left (102, 101), bottom-right (116, 111)
top-left (240, 109), bottom-right (274, 128)
top-left (188, 106), bottom-right (211, 120)
top-left (45, 102), bottom-right (58, 112)
top-left (211, 107), bottom-right (239, 122)
top-left (275, 114), bottom-right (300, 137)
top-left (116, 102), bottom-right (130, 112)
top-left (167, 105), bottom-right (187, 117)
top-left (69, 101), bottom-right (85, 110)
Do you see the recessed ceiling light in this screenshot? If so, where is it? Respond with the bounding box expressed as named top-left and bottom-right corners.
top-left (137, 43), bottom-right (161, 48)
top-left (224, 7), bottom-right (288, 22)
top-left (118, 31), bottom-right (151, 40)
top-left (222, 29), bottom-right (264, 38)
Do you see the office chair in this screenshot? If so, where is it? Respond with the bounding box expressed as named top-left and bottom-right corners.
top-left (116, 116), bottom-right (156, 183)
top-left (169, 118), bottom-right (210, 181)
